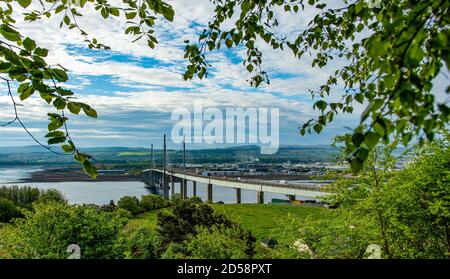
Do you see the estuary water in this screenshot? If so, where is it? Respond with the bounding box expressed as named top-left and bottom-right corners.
top-left (0, 166), bottom-right (294, 205)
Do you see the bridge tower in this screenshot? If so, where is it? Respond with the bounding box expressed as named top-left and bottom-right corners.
top-left (162, 134), bottom-right (169, 198)
top-left (182, 138), bottom-right (187, 199)
top-left (149, 144), bottom-right (154, 186)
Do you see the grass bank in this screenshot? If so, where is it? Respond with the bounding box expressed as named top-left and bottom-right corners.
top-left (126, 203), bottom-right (333, 258)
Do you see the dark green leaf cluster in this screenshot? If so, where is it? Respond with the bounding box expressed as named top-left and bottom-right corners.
top-left (183, 0), bottom-right (449, 172)
top-left (1, 0), bottom-right (175, 178)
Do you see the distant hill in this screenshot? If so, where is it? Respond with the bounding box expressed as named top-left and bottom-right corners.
top-left (0, 145), bottom-right (52, 154)
top-left (0, 144), bottom-right (340, 167)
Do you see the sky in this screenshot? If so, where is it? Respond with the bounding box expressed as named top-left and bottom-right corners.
top-left (0, 0), bottom-right (447, 151)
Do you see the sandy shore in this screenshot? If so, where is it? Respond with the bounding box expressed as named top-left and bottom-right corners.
top-left (19, 168), bottom-right (141, 183)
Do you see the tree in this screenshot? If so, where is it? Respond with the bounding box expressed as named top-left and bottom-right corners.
top-left (186, 224), bottom-right (256, 259)
top-left (381, 133), bottom-right (450, 258)
top-left (0, 202), bottom-right (129, 259)
top-left (117, 196), bottom-right (141, 216)
top-left (0, 0), bottom-right (175, 178)
top-left (319, 130), bottom-right (450, 258)
top-left (184, 0), bottom-right (449, 171)
top-left (139, 194), bottom-right (168, 211)
top-left (120, 226), bottom-right (162, 259)
top-left (35, 188), bottom-right (67, 204)
top-left (1, 0), bottom-right (448, 175)
top-left (0, 198), bottom-right (22, 223)
top-left (0, 185), bottom-right (65, 208)
top-left (0, 185), bottom-right (40, 209)
top-left (156, 197), bottom-right (232, 246)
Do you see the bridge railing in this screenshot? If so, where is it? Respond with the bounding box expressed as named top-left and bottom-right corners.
top-left (148, 168), bottom-right (330, 192)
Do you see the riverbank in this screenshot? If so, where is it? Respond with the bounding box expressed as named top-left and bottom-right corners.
top-left (19, 167), bottom-right (141, 183)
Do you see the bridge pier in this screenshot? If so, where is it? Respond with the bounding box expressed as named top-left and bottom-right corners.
top-left (183, 180), bottom-right (188, 199)
top-left (171, 175), bottom-right (175, 196)
top-left (162, 174), bottom-right (169, 199)
top-left (287, 195), bottom-right (295, 201)
top-left (207, 183), bottom-right (213, 203)
top-left (235, 188), bottom-right (241, 204)
top-left (257, 191), bottom-right (264, 204)
top-left (193, 181), bottom-right (197, 197)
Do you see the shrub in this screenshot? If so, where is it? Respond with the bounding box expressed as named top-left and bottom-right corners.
top-left (0, 186), bottom-right (40, 209)
top-left (0, 186), bottom-right (66, 208)
top-left (0, 202), bottom-right (129, 259)
top-left (186, 224), bottom-right (256, 259)
top-left (140, 194), bottom-right (168, 211)
top-left (121, 227), bottom-right (162, 259)
top-left (0, 198), bottom-right (22, 223)
top-left (35, 189), bottom-right (67, 204)
top-left (100, 200), bottom-right (117, 212)
top-left (117, 196), bottom-right (141, 216)
top-left (156, 199), bottom-right (232, 245)
top-left (160, 242), bottom-right (189, 259)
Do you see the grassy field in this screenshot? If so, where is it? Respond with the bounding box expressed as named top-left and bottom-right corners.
top-left (123, 210), bottom-right (160, 234)
top-left (125, 203), bottom-right (333, 258)
top-left (211, 204), bottom-right (331, 241)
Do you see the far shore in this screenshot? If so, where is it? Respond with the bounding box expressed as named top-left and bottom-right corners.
top-left (14, 167), bottom-right (142, 183)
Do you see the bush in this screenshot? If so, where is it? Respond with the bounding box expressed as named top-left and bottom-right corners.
top-left (140, 194), bottom-right (168, 211)
top-left (35, 189), bottom-right (67, 204)
top-left (0, 202), bottom-right (129, 259)
top-left (186, 224), bottom-right (256, 259)
top-left (117, 196), bottom-right (141, 216)
top-left (0, 198), bottom-right (22, 223)
top-left (0, 186), bottom-right (40, 209)
top-left (0, 186), bottom-right (66, 209)
top-left (156, 199), bottom-right (232, 246)
top-left (161, 242), bottom-right (189, 259)
top-left (121, 227), bottom-right (162, 259)
top-left (100, 200), bottom-right (117, 212)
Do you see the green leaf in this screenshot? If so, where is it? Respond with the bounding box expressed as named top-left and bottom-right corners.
top-left (83, 160), bottom-right (98, 179)
top-left (313, 123), bottom-right (323, 134)
top-left (48, 136), bottom-right (66, 145)
top-left (34, 48), bottom-right (49, 57)
top-left (355, 148), bottom-right (369, 161)
top-left (355, 93), bottom-right (364, 104)
top-left (162, 7), bottom-right (175, 22)
top-left (52, 68), bottom-right (69, 82)
top-left (67, 102), bottom-right (81, 115)
top-left (53, 98), bottom-right (66, 110)
top-left (18, 83), bottom-right (35, 101)
top-left (61, 144), bottom-right (74, 153)
top-left (350, 157), bottom-right (363, 173)
top-left (364, 132), bottom-right (380, 149)
top-left (63, 15), bottom-right (71, 25)
top-left (17, 0), bottom-right (32, 8)
top-left (109, 8), bottom-right (120, 17)
top-left (23, 38), bottom-right (36, 51)
top-left (0, 25), bottom-right (21, 42)
top-left (83, 107), bottom-right (98, 118)
top-left (405, 43), bottom-right (425, 67)
top-left (352, 132), bottom-right (365, 147)
top-left (101, 8), bottom-right (109, 19)
top-left (126, 12), bottom-right (137, 19)
top-left (225, 39), bottom-right (233, 48)
top-left (45, 131), bottom-right (65, 138)
top-left (74, 152), bottom-right (86, 163)
top-left (314, 100), bottom-right (327, 111)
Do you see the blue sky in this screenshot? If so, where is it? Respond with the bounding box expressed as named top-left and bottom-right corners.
top-left (0, 1), bottom-right (446, 151)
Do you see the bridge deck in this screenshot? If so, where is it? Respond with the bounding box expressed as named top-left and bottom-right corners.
top-left (144, 169), bottom-right (329, 198)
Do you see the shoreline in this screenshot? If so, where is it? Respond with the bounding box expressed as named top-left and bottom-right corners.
top-left (15, 168), bottom-right (142, 183)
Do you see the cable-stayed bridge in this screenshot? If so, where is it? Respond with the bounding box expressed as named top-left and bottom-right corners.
top-left (141, 134), bottom-right (330, 203)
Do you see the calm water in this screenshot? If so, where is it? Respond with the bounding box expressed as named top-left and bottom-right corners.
top-left (0, 167), bottom-right (298, 205)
